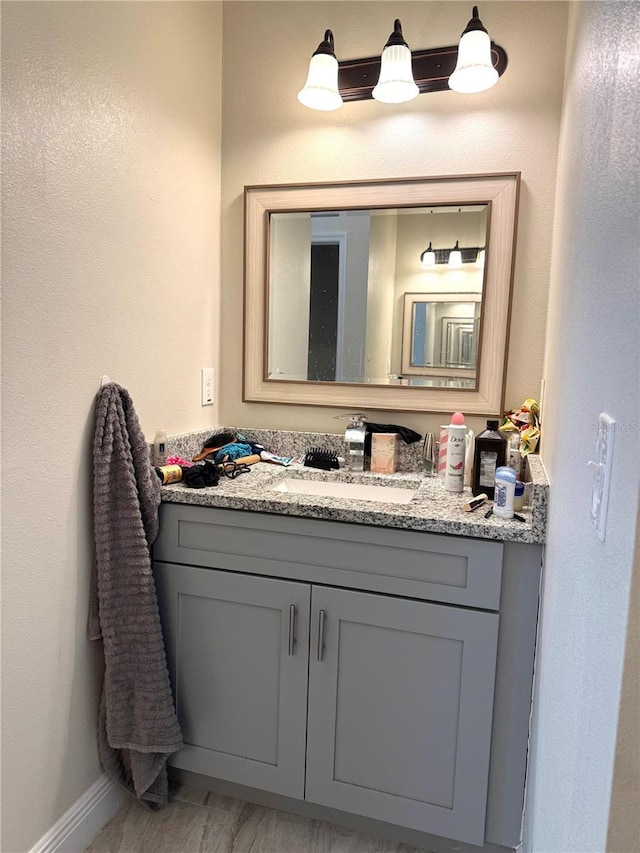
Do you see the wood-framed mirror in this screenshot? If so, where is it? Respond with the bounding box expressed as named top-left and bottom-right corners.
top-left (244, 173), bottom-right (520, 415)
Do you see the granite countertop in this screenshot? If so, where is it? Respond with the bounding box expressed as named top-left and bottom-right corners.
top-left (160, 428), bottom-right (548, 544)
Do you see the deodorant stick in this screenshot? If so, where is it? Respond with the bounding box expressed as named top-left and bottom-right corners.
top-left (493, 466), bottom-right (516, 519)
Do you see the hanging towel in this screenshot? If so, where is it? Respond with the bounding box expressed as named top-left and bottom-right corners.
top-left (88, 382), bottom-right (183, 807)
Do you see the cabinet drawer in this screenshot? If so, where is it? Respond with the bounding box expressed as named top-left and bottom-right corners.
top-left (155, 504), bottom-right (503, 610)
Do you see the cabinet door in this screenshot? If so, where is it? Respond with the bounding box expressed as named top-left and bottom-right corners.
top-left (154, 562), bottom-right (310, 798)
top-left (306, 586), bottom-right (499, 846)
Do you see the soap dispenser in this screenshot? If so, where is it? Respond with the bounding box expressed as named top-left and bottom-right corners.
top-left (340, 414), bottom-right (367, 471)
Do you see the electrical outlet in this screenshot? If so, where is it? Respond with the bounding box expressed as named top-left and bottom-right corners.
top-left (201, 368), bottom-right (214, 406)
top-left (588, 412), bottom-right (615, 542)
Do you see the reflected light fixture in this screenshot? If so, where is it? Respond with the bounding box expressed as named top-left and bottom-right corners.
top-left (420, 242), bottom-right (436, 268)
top-left (297, 7), bottom-right (506, 110)
top-left (372, 20), bottom-right (419, 104)
top-left (448, 241), bottom-right (463, 267)
top-left (419, 241), bottom-right (484, 266)
top-left (448, 6), bottom-right (499, 93)
top-left (297, 30), bottom-right (343, 111)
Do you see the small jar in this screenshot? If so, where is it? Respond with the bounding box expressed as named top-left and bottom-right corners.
top-left (155, 464), bottom-right (182, 485)
top-left (494, 466), bottom-right (516, 519)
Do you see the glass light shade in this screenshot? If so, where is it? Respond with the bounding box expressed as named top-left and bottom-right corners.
top-left (298, 53), bottom-right (343, 111)
top-left (373, 44), bottom-right (419, 104)
top-left (475, 247), bottom-right (486, 267)
top-left (448, 241), bottom-right (462, 267)
top-left (449, 29), bottom-right (499, 94)
top-left (420, 243), bottom-right (436, 268)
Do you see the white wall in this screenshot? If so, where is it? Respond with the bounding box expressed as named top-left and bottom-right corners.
top-left (220, 1), bottom-right (569, 438)
top-left (366, 213), bottom-right (396, 381)
top-left (269, 215), bottom-right (311, 379)
top-left (1, 2), bottom-right (222, 850)
top-left (524, 3), bottom-right (640, 851)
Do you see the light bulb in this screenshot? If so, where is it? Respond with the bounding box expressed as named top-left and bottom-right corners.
top-left (449, 6), bottom-right (499, 94)
top-left (372, 20), bottom-right (419, 104)
top-left (420, 242), bottom-right (436, 268)
top-left (298, 30), bottom-right (343, 111)
top-left (448, 241), bottom-right (462, 267)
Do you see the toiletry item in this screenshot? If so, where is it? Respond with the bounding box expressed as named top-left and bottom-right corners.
top-left (153, 429), bottom-right (168, 467)
top-left (421, 433), bottom-right (438, 477)
top-left (514, 480), bottom-right (525, 511)
top-left (155, 464), bottom-right (182, 485)
top-left (438, 425), bottom-right (449, 477)
top-left (370, 433), bottom-right (399, 474)
top-left (304, 448), bottom-right (339, 471)
top-left (344, 414), bottom-right (367, 471)
top-left (462, 493), bottom-right (488, 512)
top-left (513, 513), bottom-right (526, 523)
top-left (493, 466), bottom-right (516, 519)
top-left (484, 507), bottom-right (494, 519)
top-left (507, 433), bottom-right (523, 479)
top-left (444, 412), bottom-right (466, 493)
top-left (464, 429), bottom-right (475, 487)
top-left (472, 420), bottom-right (508, 499)
top-left (259, 450), bottom-right (294, 466)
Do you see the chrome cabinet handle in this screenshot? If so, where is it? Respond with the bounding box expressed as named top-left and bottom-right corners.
top-left (288, 604), bottom-right (297, 656)
top-left (317, 609), bottom-right (326, 662)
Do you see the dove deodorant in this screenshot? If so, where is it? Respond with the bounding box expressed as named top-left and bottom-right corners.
top-left (444, 412), bottom-right (466, 493)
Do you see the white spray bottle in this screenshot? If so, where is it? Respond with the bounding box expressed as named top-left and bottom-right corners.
top-left (444, 412), bottom-right (466, 493)
top-left (464, 428), bottom-right (475, 487)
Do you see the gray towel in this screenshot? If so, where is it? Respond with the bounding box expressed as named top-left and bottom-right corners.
top-left (89, 382), bottom-right (183, 806)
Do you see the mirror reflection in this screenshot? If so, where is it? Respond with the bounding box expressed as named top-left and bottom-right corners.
top-left (401, 293), bottom-right (482, 389)
top-left (268, 206), bottom-right (487, 388)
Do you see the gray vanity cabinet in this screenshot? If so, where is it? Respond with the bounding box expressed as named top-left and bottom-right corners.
top-left (306, 586), bottom-right (499, 846)
top-left (154, 504), bottom-right (541, 851)
top-left (154, 563), bottom-right (311, 798)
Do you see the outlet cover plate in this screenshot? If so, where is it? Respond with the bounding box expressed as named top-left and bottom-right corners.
top-left (201, 368), bottom-right (214, 406)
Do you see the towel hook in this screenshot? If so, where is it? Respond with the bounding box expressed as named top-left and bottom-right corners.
top-left (100, 375), bottom-right (111, 389)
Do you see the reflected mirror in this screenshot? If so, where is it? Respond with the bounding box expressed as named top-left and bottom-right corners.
top-left (244, 174), bottom-right (520, 415)
top-left (401, 292), bottom-right (483, 385)
top-left (268, 205), bottom-right (487, 389)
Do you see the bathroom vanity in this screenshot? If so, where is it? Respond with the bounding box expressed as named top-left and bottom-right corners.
top-left (153, 449), bottom-right (547, 853)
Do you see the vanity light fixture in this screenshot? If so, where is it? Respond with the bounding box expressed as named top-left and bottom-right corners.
top-left (448, 240), bottom-right (463, 267)
top-left (419, 242), bottom-right (484, 267)
top-left (297, 30), bottom-right (343, 112)
top-left (297, 6), bottom-right (506, 110)
top-left (372, 20), bottom-right (419, 104)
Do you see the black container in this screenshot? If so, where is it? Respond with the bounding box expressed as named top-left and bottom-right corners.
top-left (472, 420), bottom-right (508, 499)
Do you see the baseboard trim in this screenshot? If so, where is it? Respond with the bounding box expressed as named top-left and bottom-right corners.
top-left (30, 773), bottom-right (125, 853)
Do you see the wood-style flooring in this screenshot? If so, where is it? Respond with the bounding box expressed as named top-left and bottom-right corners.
top-left (85, 784), bottom-right (431, 853)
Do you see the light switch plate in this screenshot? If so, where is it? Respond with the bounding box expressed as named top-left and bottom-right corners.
top-left (201, 367), bottom-right (214, 406)
top-left (588, 412), bottom-right (615, 542)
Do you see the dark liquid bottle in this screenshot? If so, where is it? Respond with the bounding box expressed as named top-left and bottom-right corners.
top-left (472, 420), bottom-right (507, 499)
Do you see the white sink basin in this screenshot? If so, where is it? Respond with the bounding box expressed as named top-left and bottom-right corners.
top-left (271, 477), bottom-right (418, 504)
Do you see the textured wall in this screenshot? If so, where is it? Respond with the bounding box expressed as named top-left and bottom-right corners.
top-left (607, 508), bottom-right (640, 853)
top-left (220, 1), bottom-right (569, 438)
top-left (1, 2), bottom-right (222, 849)
top-left (524, 3), bottom-right (640, 851)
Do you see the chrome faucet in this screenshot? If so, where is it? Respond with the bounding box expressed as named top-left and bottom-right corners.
top-left (335, 413), bottom-right (367, 471)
